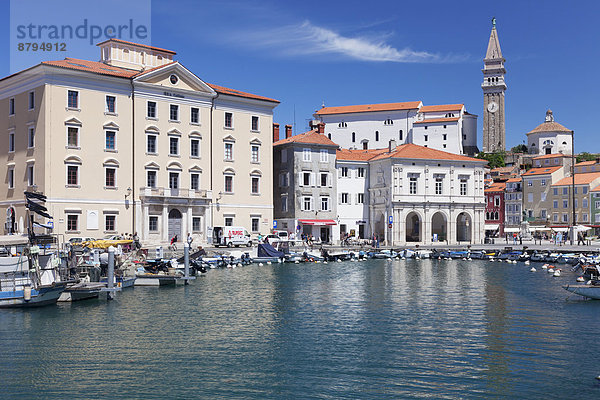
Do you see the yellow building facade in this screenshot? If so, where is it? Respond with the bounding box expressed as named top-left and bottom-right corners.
top-left (0, 39), bottom-right (278, 244)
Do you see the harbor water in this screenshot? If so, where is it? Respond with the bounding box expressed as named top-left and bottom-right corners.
top-left (1, 259), bottom-right (599, 399)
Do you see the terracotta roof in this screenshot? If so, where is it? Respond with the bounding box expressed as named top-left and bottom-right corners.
top-left (485, 182), bottom-right (506, 192)
top-left (552, 172), bottom-right (600, 186)
top-left (132, 61), bottom-right (178, 77)
top-left (419, 104), bottom-right (463, 113)
top-left (413, 117), bottom-right (460, 124)
top-left (207, 83), bottom-right (279, 103)
top-left (506, 177), bottom-right (522, 183)
top-left (575, 160), bottom-right (599, 166)
top-left (532, 153), bottom-right (569, 160)
top-left (42, 58), bottom-right (139, 78)
top-left (522, 166), bottom-right (562, 176)
top-left (336, 148), bottom-right (389, 161)
top-left (96, 38), bottom-right (176, 55)
top-left (490, 166), bottom-right (515, 174)
top-left (315, 101), bottom-right (422, 115)
top-left (527, 121), bottom-right (572, 135)
top-left (370, 143), bottom-right (484, 162)
top-left (591, 184), bottom-right (600, 192)
top-left (274, 130), bottom-right (339, 147)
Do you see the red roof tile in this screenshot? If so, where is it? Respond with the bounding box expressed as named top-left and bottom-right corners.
top-left (42, 58), bottom-right (139, 78)
top-left (96, 38), bottom-right (176, 55)
top-left (370, 143), bottom-right (484, 162)
top-left (532, 153), bottom-right (569, 160)
top-left (42, 58), bottom-right (278, 103)
top-left (575, 160), bottom-right (599, 166)
top-left (274, 130), bottom-right (339, 147)
top-left (522, 166), bottom-right (562, 176)
top-left (506, 177), bottom-right (521, 183)
top-left (207, 83), bottom-right (279, 103)
top-left (527, 121), bottom-right (572, 135)
top-left (336, 148), bottom-right (389, 161)
top-left (419, 104), bottom-right (463, 113)
top-left (552, 172), bottom-right (600, 186)
top-left (413, 117), bottom-right (459, 125)
top-left (315, 101), bottom-right (422, 116)
top-left (485, 182), bottom-right (506, 192)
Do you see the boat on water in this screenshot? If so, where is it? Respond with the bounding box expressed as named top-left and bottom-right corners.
top-left (100, 275), bottom-right (137, 288)
top-left (530, 252), bottom-right (547, 262)
top-left (134, 268), bottom-right (182, 286)
top-left (58, 281), bottom-right (106, 302)
top-left (563, 282), bottom-right (600, 300)
top-left (0, 235), bottom-right (67, 307)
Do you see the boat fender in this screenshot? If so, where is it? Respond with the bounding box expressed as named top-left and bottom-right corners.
top-left (24, 285), bottom-right (32, 301)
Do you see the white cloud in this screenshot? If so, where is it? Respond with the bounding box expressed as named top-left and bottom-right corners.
top-left (228, 20), bottom-right (464, 63)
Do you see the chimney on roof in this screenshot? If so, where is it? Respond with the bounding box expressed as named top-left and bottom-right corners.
top-left (273, 123), bottom-right (280, 143)
top-left (317, 122), bottom-right (325, 134)
top-left (285, 124), bottom-right (292, 139)
top-left (389, 139), bottom-right (397, 153)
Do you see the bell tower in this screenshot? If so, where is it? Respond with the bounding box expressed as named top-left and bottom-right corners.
top-left (482, 18), bottom-right (506, 153)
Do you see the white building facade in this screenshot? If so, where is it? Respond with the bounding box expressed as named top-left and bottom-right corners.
top-left (527, 110), bottom-right (573, 155)
top-left (313, 101), bottom-right (479, 156)
top-left (336, 148), bottom-right (383, 240)
top-left (367, 143), bottom-right (487, 246)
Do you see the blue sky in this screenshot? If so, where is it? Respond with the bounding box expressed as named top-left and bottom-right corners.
top-left (2, 0), bottom-right (599, 152)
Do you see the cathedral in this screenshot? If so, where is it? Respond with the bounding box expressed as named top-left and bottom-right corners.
top-left (482, 18), bottom-right (506, 153)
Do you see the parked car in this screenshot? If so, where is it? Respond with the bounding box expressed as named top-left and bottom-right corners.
top-left (264, 234), bottom-right (280, 245)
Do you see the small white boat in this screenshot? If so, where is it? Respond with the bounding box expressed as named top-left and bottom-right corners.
top-left (577, 276), bottom-right (585, 282)
top-left (553, 269), bottom-right (562, 277)
top-left (548, 268), bottom-right (555, 273)
top-left (530, 267), bottom-right (536, 272)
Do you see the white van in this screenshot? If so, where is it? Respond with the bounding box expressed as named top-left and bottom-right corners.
top-left (213, 226), bottom-right (252, 247)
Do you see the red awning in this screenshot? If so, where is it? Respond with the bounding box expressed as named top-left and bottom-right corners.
top-left (298, 219), bottom-right (337, 226)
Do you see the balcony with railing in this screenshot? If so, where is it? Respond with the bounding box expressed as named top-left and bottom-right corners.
top-left (139, 187), bottom-right (212, 200)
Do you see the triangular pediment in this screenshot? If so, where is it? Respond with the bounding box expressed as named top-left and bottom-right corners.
top-left (134, 62), bottom-right (217, 95)
top-left (103, 121), bottom-right (120, 130)
top-left (144, 161), bottom-right (160, 169)
top-left (65, 117), bottom-right (82, 126)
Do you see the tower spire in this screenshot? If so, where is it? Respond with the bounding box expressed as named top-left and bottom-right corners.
top-left (485, 19), bottom-right (503, 60)
top-left (482, 19), bottom-right (507, 153)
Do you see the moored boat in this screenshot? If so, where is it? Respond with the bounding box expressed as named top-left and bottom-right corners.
top-left (563, 282), bottom-right (600, 300)
top-left (58, 281), bottom-right (106, 302)
top-left (0, 237), bottom-right (67, 307)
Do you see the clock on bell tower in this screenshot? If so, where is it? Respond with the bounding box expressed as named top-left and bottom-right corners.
top-left (482, 17), bottom-right (506, 153)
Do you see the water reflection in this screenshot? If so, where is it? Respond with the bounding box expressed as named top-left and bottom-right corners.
top-left (1, 259), bottom-right (599, 399)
